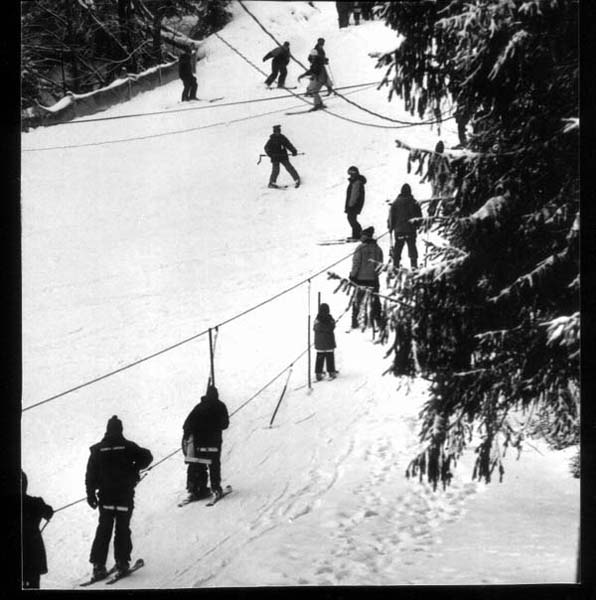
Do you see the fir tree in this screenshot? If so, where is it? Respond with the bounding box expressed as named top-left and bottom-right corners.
top-left (341, 0), bottom-right (579, 488)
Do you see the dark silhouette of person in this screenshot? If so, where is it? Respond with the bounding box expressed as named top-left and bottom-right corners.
top-left (182, 385), bottom-right (230, 502)
top-left (85, 416), bottom-right (153, 580)
top-left (264, 124), bottom-right (301, 188)
top-left (22, 471), bottom-right (54, 589)
top-left (388, 183), bottom-right (422, 269)
top-left (179, 47), bottom-right (198, 101)
top-left (263, 41), bottom-right (291, 88)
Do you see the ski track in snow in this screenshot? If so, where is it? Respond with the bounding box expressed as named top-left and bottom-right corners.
top-left (21, 1), bottom-right (579, 590)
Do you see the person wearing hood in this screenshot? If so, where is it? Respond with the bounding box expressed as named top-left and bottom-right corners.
top-left (387, 183), bottom-right (422, 269)
top-left (263, 41), bottom-right (291, 88)
top-left (349, 226), bottom-right (384, 330)
top-left (344, 166), bottom-right (367, 240)
top-left (22, 471), bottom-right (54, 588)
top-left (264, 124), bottom-right (301, 188)
top-left (313, 303), bottom-right (338, 381)
top-left (182, 384), bottom-right (229, 503)
top-left (85, 416), bottom-right (153, 580)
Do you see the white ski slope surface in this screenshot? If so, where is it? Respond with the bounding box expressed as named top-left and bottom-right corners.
top-left (21, 1), bottom-right (579, 589)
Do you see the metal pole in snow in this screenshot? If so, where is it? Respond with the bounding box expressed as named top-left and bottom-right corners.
top-left (307, 279), bottom-right (312, 390)
top-left (268, 365), bottom-right (293, 428)
top-left (208, 328), bottom-right (215, 386)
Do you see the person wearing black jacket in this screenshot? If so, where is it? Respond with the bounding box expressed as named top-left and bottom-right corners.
top-left (264, 124), bottom-right (301, 188)
top-left (182, 385), bottom-right (230, 502)
top-left (85, 416), bottom-right (153, 580)
top-left (263, 41), bottom-right (291, 88)
top-left (179, 47), bottom-right (198, 102)
top-left (22, 471), bottom-right (54, 588)
top-left (387, 183), bottom-right (423, 269)
top-left (344, 165), bottom-right (366, 240)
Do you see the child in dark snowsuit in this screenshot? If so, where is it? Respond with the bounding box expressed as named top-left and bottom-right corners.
top-left (313, 303), bottom-right (338, 381)
top-left (22, 471), bottom-right (54, 589)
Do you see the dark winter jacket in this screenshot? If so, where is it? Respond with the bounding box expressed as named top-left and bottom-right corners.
top-left (306, 44), bottom-right (328, 77)
top-left (85, 434), bottom-right (153, 507)
top-left (350, 238), bottom-right (384, 282)
top-left (345, 174), bottom-right (366, 214)
top-left (178, 52), bottom-right (193, 79)
top-left (263, 45), bottom-right (291, 66)
top-left (264, 133), bottom-right (297, 161)
top-left (388, 192), bottom-right (422, 235)
top-left (183, 390), bottom-right (229, 448)
top-left (314, 315), bottom-right (336, 351)
top-left (22, 495), bottom-right (53, 578)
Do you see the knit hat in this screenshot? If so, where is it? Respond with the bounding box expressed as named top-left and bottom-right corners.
top-left (273, 124), bottom-right (281, 132)
top-left (361, 226), bottom-right (374, 239)
top-left (347, 166), bottom-right (359, 176)
top-left (106, 415), bottom-right (123, 435)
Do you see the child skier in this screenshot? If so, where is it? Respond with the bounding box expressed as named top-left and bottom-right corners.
top-left (313, 303), bottom-right (338, 381)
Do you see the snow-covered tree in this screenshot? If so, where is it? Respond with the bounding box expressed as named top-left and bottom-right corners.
top-left (364, 0), bottom-right (578, 487)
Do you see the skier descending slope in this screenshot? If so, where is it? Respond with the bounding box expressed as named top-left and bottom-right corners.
top-left (181, 385), bottom-right (230, 504)
top-left (85, 416), bottom-right (153, 583)
top-left (264, 124), bottom-right (301, 189)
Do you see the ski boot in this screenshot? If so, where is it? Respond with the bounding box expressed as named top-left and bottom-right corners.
top-left (268, 183), bottom-right (279, 189)
top-left (294, 179), bottom-right (301, 188)
top-left (212, 487), bottom-right (223, 501)
top-left (315, 373), bottom-right (324, 381)
top-left (115, 561), bottom-right (129, 578)
top-left (93, 564), bottom-right (108, 580)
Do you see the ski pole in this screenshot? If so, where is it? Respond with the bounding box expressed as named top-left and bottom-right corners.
top-left (268, 365), bottom-right (294, 428)
top-left (257, 154), bottom-right (267, 165)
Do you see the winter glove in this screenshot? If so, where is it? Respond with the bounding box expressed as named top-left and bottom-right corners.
top-left (349, 275), bottom-right (356, 283)
top-left (87, 493), bottom-right (98, 509)
top-left (292, 151), bottom-right (297, 156)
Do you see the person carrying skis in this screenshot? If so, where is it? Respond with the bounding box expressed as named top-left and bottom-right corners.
top-left (349, 226), bottom-right (385, 331)
top-left (22, 471), bottom-right (54, 589)
top-left (297, 38), bottom-right (333, 110)
top-left (345, 165), bottom-right (366, 240)
top-left (263, 41), bottom-right (291, 88)
top-left (85, 416), bottom-right (153, 581)
top-left (314, 303), bottom-right (338, 381)
top-left (182, 384), bottom-right (230, 502)
top-left (387, 183), bottom-right (422, 269)
top-left (178, 46), bottom-right (198, 102)
top-left (264, 124), bottom-right (301, 188)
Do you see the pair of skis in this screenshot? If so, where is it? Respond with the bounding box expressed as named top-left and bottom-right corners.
top-left (177, 485), bottom-right (233, 508)
top-left (80, 558), bottom-right (145, 587)
top-left (317, 238), bottom-right (358, 246)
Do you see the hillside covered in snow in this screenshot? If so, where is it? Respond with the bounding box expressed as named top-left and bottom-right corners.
top-left (21, 1), bottom-right (579, 589)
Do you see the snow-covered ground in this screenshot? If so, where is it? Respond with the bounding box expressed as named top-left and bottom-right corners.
top-left (21, 1), bottom-right (579, 589)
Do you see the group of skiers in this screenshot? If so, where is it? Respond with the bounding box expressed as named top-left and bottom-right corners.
top-left (22, 390), bottom-right (230, 588)
top-left (336, 1), bottom-right (378, 28)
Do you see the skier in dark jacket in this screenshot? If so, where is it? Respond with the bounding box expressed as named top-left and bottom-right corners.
top-left (313, 303), bottom-right (338, 381)
top-left (264, 124), bottom-right (301, 188)
top-left (22, 471), bottom-right (53, 589)
top-left (85, 416), bottom-right (153, 580)
top-left (345, 165), bottom-right (366, 240)
top-left (263, 41), bottom-right (291, 88)
top-left (387, 183), bottom-right (423, 269)
top-left (179, 46), bottom-right (198, 102)
top-left (182, 385), bottom-right (230, 502)
top-left (350, 226), bottom-right (384, 330)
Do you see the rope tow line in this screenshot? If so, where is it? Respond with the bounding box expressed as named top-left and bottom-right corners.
top-left (236, 0), bottom-right (455, 128)
top-left (22, 239), bottom-right (365, 413)
top-left (22, 81), bottom-right (378, 152)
